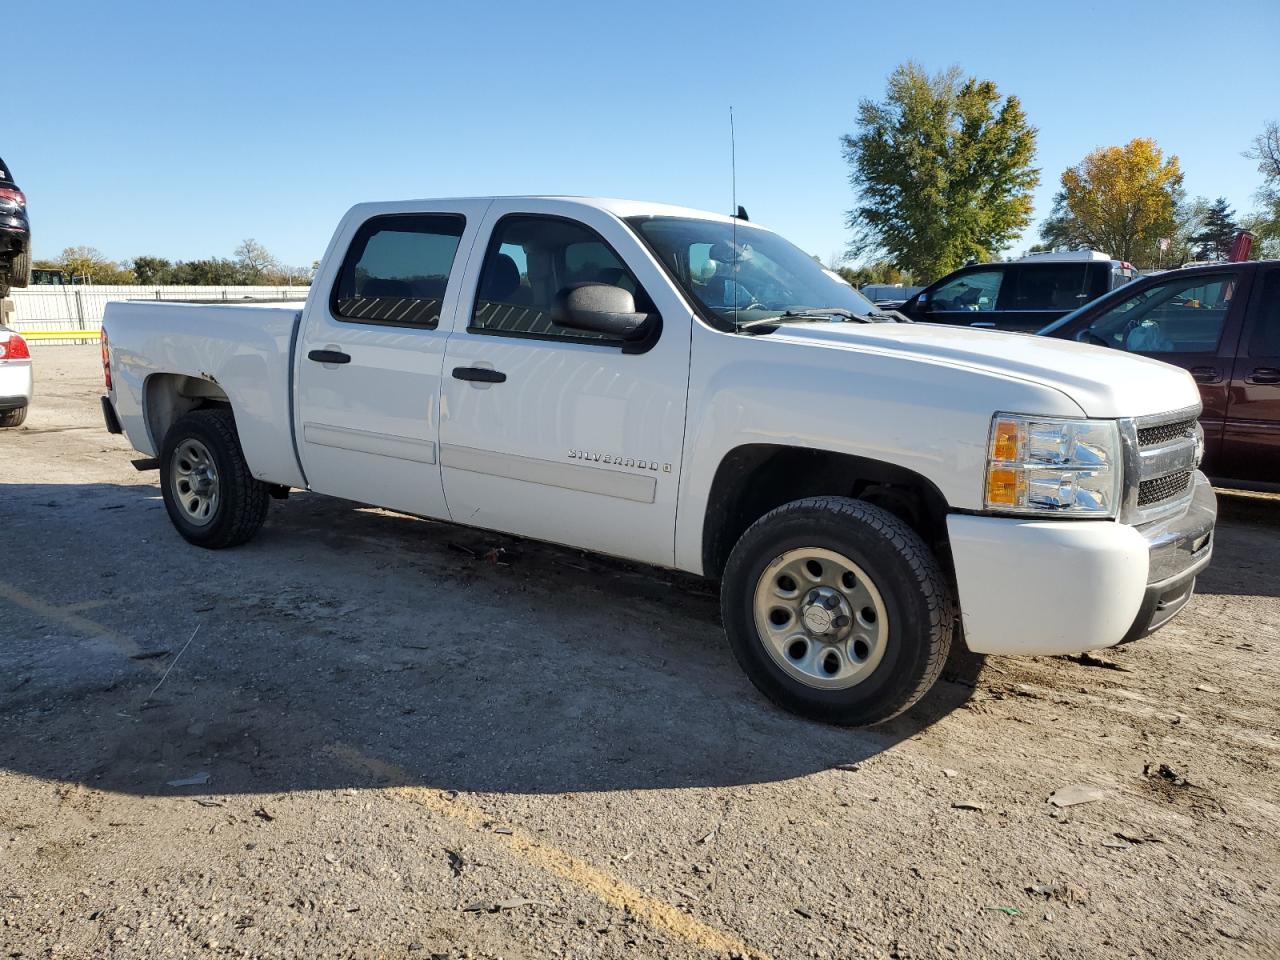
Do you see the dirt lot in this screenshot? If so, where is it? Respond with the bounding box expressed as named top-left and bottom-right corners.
top-left (1, 345), bottom-right (1278, 960)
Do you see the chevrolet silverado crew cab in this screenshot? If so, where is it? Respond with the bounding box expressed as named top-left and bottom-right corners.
top-left (99, 197), bottom-right (1217, 726)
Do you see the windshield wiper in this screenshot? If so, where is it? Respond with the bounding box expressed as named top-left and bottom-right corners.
top-left (737, 308), bottom-right (874, 331)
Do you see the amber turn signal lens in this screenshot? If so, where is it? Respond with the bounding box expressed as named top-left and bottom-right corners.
top-left (991, 419), bottom-right (1020, 462)
top-left (986, 466), bottom-right (1022, 506)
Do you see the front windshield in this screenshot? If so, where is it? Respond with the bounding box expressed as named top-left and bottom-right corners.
top-left (626, 216), bottom-right (880, 328)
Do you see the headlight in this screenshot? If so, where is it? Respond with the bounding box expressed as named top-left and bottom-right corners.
top-left (985, 414), bottom-right (1122, 517)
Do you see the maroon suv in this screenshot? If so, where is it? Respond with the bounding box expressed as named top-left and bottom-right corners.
top-left (1041, 260), bottom-right (1280, 489)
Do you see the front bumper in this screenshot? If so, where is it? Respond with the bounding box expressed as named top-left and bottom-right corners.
top-left (947, 471), bottom-right (1216, 656)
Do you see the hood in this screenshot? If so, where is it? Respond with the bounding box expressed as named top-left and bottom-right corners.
top-left (767, 321), bottom-right (1200, 419)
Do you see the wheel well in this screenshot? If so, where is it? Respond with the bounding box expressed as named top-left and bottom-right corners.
top-left (144, 373), bottom-right (232, 451)
top-left (702, 444), bottom-right (951, 578)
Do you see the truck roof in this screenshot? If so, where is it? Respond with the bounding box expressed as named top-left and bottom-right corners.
top-left (346, 196), bottom-right (743, 226)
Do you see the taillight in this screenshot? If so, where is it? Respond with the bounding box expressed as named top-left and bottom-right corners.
top-left (0, 333), bottom-right (30, 360)
top-left (0, 187), bottom-right (25, 207)
top-left (101, 327), bottom-right (112, 389)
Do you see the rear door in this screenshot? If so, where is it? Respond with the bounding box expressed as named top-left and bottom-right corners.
top-left (998, 263), bottom-right (1095, 331)
top-left (1220, 266), bottom-right (1280, 483)
top-left (294, 201), bottom-right (489, 518)
top-left (436, 200), bottom-right (691, 567)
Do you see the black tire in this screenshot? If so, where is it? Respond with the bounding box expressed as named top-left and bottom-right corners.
top-left (159, 409), bottom-right (269, 549)
top-left (0, 404), bottom-right (27, 427)
top-left (8, 247), bottom-right (30, 288)
top-left (721, 496), bottom-right (953, 726)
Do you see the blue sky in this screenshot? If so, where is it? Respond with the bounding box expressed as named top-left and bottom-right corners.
top-left (10, 0), bottom-right (1279, 270)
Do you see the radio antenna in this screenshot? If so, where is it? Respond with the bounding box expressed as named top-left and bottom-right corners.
top-left (730, 106), bottom-right (739, 325)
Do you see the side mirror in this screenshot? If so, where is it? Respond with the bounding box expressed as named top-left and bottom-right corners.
top-left (552, 283), bottom-right (652, 340)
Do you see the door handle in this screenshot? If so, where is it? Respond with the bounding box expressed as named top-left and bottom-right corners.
top-left (1188, 366), bottom-right (1222, 384)
top-left (452, 366), bottom-right (506, 383)
top-left (308, 349), bottom-right (351, 365)
top-left (1245, 367), bottom-right (1280, 385)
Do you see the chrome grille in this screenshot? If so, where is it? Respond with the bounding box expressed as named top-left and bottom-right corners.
top-left (1138, 418), bottom-right (1196, 448)
top-left (1121, 407), bottom-right (1201, 524)
top-left (1138, 471), bottom-right (1191, 506)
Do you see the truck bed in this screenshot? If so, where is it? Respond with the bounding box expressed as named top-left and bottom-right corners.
top-left (104, 299), bottom-right (308, 488)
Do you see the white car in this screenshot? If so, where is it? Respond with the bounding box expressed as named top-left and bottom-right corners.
top-left (98, 196), bottom-right (1215, 726)
top-left (0, 325), bottom-right (31, 427)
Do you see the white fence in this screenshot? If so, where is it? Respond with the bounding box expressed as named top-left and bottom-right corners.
top-left (8, 285), bottom-right (311, 342)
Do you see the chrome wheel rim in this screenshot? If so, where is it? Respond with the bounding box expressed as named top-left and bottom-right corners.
top-left (752, 547), bottom-right (889, 690)
top-left (171, 438), bottom-right (219, 526)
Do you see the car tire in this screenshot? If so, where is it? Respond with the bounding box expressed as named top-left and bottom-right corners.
top-left (0, 404), bottom-right (27, 427)
top-left (721, 496), bottom-right (954, 726)
top-left (8, 247), bottom-right (30, 289)
top-left (160, 408), bottom-right (270, 549)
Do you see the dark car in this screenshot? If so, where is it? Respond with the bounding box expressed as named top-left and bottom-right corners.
top-left (898, 252), bottom-right (1137, 332)
top-left (0, 155), bottom-right (30, 298)
top-left (1041, 260), bottom-right (1280, 489)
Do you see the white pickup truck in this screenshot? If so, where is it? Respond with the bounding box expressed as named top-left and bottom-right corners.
top-left (100, 197), bottom-right (1216, 725)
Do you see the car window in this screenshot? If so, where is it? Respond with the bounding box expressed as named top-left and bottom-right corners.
top-left (1111, 267), bottom-right (1136, 291)
top-left (1248, 269), bottom-right (1280, 357)
top-left (930, 270), bottom-right (1003, 312)
top-left (1086, 272), bottom-right (1239, 354)
top-left (1009, 264), bottom-right (1090, 311)
top-left (471, 215), bottom-right (654, 343)
top-left (332, 214), bottom-right (465, 327)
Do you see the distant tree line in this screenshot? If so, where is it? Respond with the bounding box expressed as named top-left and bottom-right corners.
top-left (33, 239), bottom-right (314, 286)
top-left (841, 62), bottom-right (1280, 281)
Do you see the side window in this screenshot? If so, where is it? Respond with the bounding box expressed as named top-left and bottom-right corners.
top-left (332, 214), bottom-right (465, 327)
top-left (1086, 272), bottom-right (1239, 354)
top-left (471, 215), bottom-right (655, 343)
top-left (1010, 264), bottom-right (1090, 310)
top-left (931, 269), bottom-right (1003, 312)
top-left (1248, 270), bottom-right (1280, 357)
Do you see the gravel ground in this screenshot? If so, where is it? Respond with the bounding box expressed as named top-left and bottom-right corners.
top-left (1, 345), bottom-right (1278, 960)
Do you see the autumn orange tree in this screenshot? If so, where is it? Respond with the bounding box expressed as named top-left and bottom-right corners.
top-left (1039, 138), bottom-right (1185, 266)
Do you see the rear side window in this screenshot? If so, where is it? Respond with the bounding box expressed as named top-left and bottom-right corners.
top-left (1009, 264), bottom-right (1091, 311)
top-left (470, 215), bottom-right (654, 344)
top-left (1248, 270), bottom-right (1280, 357)
top-left (332, 214), bottom-right (465, 327)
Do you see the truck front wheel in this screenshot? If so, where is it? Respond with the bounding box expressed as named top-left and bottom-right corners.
top-left (160, 409), bottom-right (270, 549)
top-left (721, 496), bottom-right (954, 726)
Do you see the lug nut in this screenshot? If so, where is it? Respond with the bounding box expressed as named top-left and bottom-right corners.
top-left (834, 615), bottom-right (850, 628)
top-left (824, 595), bottom-right (840, 609)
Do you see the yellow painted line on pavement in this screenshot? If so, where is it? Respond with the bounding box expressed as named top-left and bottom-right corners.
top-left (330, 744), bottom-right (766, 960)
top-left (0, 581), bottom-right (158, 669)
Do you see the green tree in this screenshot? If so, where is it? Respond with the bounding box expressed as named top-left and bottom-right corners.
top-left (132, 256), bottom-right (174, 285)
top-left (57, 246), bottom-right (136, 284)
top-left (842, 63), bottom-right (1039, 279)
top-left (1245, 121), bottom-right (1280, 259)
top-left (1040, 138), bottom-right (1184, 267)
top-left (1189, 197), bottom-right (1238, 262)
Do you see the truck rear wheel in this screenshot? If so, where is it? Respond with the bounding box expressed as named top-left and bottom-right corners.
top-left (160, 409), bottom-right (270, 549)
top-left (721, 496), bottom-right (953, 726)
top-left (0, 404), bottom-right (27, 427)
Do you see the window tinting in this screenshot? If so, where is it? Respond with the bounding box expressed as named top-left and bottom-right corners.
top-left (1249, 270), bottom-right (1280, 357)
top-left (1010, 264), bottom-right (1091, 311)
top-left (931, 270), bottom-right (1003, 312)
top-left (1086, 272), bottom-right (1238, 354)
top-left (471, 215), bottom-right (653, 342)
top-left (333, 214), bottom-right (465, 327)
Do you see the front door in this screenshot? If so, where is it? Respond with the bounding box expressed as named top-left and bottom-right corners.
top-left (910, 267), bottom-right (1008, 329)
top-left (1064, 268), bottom-right (1249, 469)
top-left (1221, 266), bottom-right (1280, 483)
top-left (437, 201), bottom-right (691, 567)
top-left (295, 202), bottom-right (488, 518)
